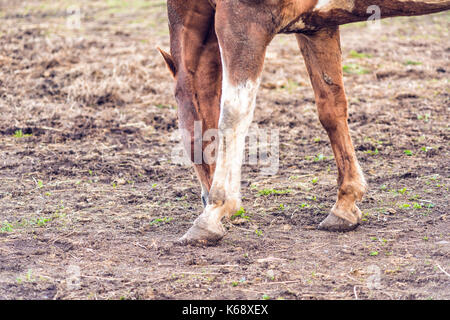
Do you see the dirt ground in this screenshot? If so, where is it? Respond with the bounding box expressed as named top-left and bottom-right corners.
top-left (0, 1), bottom-right (449, 300)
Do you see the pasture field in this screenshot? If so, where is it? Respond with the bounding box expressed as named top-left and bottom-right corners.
top-left (0, 0), bottom-right (449, 299)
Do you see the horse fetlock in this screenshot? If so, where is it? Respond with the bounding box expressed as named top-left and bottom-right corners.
top-left (178, 208), bottom-right (226, 245)
top-left (338, 175), bottom-right (367, 202)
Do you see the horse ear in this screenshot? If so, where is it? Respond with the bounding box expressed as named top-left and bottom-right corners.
top-left (157, 47), bottom-right (177, 78)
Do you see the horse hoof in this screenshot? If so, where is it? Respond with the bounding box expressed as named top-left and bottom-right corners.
top-left (177, 216), bottom-right (225, 246)
top-left (318, 213), bottom-right (360, 232)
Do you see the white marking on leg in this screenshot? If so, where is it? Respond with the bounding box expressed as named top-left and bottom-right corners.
top-left (205, 45), bottom-right (261, 224)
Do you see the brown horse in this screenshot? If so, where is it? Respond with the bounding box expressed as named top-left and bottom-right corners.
top-left (159, 0), bottom-right (450, 245)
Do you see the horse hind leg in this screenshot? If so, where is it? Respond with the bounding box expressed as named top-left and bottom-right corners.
top-left (296, 27), bottom-right (367, 231)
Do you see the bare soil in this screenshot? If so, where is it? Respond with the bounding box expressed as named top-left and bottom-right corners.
top-left (0, 1), bottom-right (449, 300)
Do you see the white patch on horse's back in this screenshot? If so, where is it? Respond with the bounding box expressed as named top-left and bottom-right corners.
top-left (314, 0), bottom-right (355, 12)
top-left (316, 0), bottom-right (331, 9)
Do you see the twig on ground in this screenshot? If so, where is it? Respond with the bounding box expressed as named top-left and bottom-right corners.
top-left (436, 264), bottom-right (450, 278)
